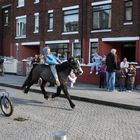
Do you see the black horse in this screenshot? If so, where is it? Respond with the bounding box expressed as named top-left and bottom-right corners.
top-left (22, 57), bottom-right (83, 108)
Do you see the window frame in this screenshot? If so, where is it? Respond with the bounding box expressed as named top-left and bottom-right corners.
top-left (92, 4), bottom-right (111, 30)
top-left (47, 10), bottom-right (54, 32)
top-left (15, 15), bottom-right (26, 38)
top-left (34, 13), bottom-right (39, 33)
top-left (17, 0), bottom-right (24, 8)
top-left (46, 44), bottom-right (68, 61)
top-left (34, 0), bottom-right (39, 4)
top-left (124, 0), bottom-right (133, 22)
top-left (3, 10), bottom-right (9, 26)
top-left (72, 43), bottom-right (82, 62)
top-left (63, 8), bottom-right (79, 33)
top-left (90, 42), bottom-right (99, 63)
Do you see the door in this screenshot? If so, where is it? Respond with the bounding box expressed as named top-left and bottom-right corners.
top-left (122, 43), bottom-right (136, 62)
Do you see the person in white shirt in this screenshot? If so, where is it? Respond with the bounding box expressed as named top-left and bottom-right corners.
top-left (120, 57), bottom-right (129, 89)
top-left (68, 70), bottom-right (77, 88)
top-left (120, 57), bottom-right (129, 71)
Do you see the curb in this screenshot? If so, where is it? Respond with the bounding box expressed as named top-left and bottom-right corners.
top-left (0, 83), bottom-right (140, 111)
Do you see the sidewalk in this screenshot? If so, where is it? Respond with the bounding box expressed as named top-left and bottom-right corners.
top-left (0, 74), bottom-right (140, 111)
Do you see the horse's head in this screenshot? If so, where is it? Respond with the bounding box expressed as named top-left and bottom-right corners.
top-left (68, 57), bottom-right (83, 76)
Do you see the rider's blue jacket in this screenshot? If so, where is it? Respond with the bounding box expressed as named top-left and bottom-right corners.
top-left (43, 47), bottom-right (61, 65)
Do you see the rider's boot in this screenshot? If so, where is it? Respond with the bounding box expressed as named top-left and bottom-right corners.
top-left (56, 79), bottom-right (60, 86)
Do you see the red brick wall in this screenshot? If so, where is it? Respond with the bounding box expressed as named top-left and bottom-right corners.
top-left (77, 66), bottom-right (100, 84)
top-left (18, 45), bottom-right (39, 61)
top-left (88, 0), bottom-right (139, 39)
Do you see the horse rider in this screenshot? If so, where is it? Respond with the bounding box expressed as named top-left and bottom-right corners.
top-left (38, 47), bottom-right (61, 86)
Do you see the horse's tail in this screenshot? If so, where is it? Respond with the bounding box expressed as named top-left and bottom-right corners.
top-left (22, 67), bottom-right (33, 89)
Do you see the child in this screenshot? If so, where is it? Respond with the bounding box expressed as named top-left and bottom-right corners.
top-left (118, 68), bottom-right (127, 91)
top-left (127, 63), bottom-right (136, 92)
top-left (98, 62), bottom-right (106, 88)
top-left (90, 53), bottom-right (102, 75)
top-left (68, 70), bottom-right (77, 88)
top-left (38, 47), bottom-right (61, 86)
top-left (39, 54), bottom-right (45, 64)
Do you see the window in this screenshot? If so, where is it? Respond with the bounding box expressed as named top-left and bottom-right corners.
top-left (93, 4), bottom-right (111, 30)
top-left (16, 16), bottom-right (26, 37)
top-left (46, 44), bottom-right (68, 61)
top-left (73, 43), bottom-right (82, 62)
top-left (90, 42), bottom-right (99, 63)
top-left (34, 13), bottom-right (39, 33)
top-left (18, 0), bottom-right (24, 7)
top-left (63, 9), bottom-right (79, 32)
top-left (124, 0), bottom-right (133, 22)
top-left (34, 0), bottom-right (39, 4)
top-left (3, 10), bottom-right (9, 26)
top-left (48, 11), bottom-right (53, 31)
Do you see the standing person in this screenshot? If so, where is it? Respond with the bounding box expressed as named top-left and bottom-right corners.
top-left (118, 68), bottom-right (127, 91)
top-left (31, 54), bottom-right (40, 67)
top-left (120, 57), bottom-right (129, 88)
top-left (98, 62), bottom-right (107, 88)
top-left (102, 55), bottom-right (106, 63)
top-left (38, 47), bottom-right (61, 86)
top-left (127, 63), bottom-right (136, 92)
top-left (39, 54), bottom-right (45, 64)
top-left (120, 57), bottom-right (129, 70)
top-left (106, 48), bottom-right (117, 92)
top-left (90, 53), bottom-right (102, 75)
top-left (68, 69), bottom-right (77, 88)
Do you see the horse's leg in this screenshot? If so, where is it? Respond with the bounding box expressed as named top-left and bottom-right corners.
top-left (40, 81), bottom-right (49, 99)
top-left (22, 68), bottom-right (33, 89)
top-left (24, 80), bottom-right (34, 94)
top-left (52, 86), bottom-right (61, 98)
top-left (61, 85), bottom-right (75, 109)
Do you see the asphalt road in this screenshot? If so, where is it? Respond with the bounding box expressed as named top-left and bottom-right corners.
top-left (0, 87), bottom-right (140, 140)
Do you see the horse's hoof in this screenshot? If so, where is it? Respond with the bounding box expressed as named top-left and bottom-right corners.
top-left (24, 89), bottom-right (28, 94)
top-left (44, 95), bottom-right (49, 100)
top-left (71, 104), bottom-right (75, 109)
top-left (52, 94), bottom-right (60, 98)
top-left (52, 94), bottom-right (56, 98)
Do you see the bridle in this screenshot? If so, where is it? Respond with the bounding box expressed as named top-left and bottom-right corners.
top-left (68, 58), bottom-right (83, 75)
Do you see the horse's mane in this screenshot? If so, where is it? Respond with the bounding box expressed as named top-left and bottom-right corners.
top-left (56, 60), bottom-right (71, 73)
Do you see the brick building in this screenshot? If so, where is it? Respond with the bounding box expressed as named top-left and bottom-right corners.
top-left (0, 0), bottom-right (140, 84)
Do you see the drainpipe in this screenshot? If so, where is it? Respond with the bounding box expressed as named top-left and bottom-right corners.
top-left (80, 0), bottom-right (84, 63)
top-left (81, 0), bottom-right (87, 64)
top-left (16, 43), bottom-right (19, 60)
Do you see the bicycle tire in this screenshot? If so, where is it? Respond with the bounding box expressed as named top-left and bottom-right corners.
top-left (0, 96), bottom-right (14, 117)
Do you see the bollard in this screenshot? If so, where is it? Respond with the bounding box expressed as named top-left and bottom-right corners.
top-left (53, 131), bottom-right (67, 140)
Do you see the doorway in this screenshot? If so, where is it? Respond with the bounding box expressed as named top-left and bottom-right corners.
top-left (121, 43), bottom-right (136, 62)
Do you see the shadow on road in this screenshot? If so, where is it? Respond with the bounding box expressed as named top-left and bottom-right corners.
top-left (11, 97), bottom-right (73, 111)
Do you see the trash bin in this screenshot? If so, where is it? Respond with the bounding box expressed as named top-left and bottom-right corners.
top-left (22, 59), bottom-right (28, 76)
top-left (3, 57), bottom-right (18, 74)
top-left (17, 61), bottom-right (24, 75)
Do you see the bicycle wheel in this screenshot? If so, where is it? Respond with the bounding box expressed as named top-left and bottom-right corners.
top-left (0, 96), bottom-right (14, 117)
